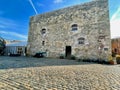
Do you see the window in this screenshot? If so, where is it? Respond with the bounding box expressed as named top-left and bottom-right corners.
top-left (104, 48), bottom-right (108, 51)
top-left (42, 41), bottom-right (45, 46)
top-left (71, 24), bottom-right (78, 31)
top-left (17, 47), bottom-right (23, 54)
top-left (78, 37), bottom-right (85, 44)
top-left (41, 28), bottom-right (46, 34)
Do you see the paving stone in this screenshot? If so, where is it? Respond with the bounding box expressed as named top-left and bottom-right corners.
top-left (0, 56), bottom-right (120, 90)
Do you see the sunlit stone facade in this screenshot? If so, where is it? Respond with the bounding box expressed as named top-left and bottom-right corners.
top-left (27, 0), bottom-right (111, 60)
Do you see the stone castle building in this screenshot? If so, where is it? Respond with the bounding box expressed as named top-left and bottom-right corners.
top-left (27, 0), bottom-right (111, 60)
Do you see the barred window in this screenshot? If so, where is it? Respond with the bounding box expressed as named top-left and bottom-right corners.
top-left (71, 24), bottom-right (78, 31)
top-left (78, 37), bottom-right (85, 44)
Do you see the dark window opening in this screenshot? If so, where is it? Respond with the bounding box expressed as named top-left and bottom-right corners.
top-left (71, 24), bottom-right (78, 31)
top-left (42, 41), bottom-right (45, 46)
top-left (17, 47), bottom-right (23, 54)
top-left (41, 29), bottom-right (46, 34)
top-left (104, 48), bottom-right (108, 51)
top-left (78, 37), bottom-right (85, 44)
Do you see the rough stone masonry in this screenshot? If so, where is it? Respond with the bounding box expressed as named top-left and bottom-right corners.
top-left (27, 0), bottom-right (111, 60)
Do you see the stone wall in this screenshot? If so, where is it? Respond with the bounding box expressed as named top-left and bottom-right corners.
top-left (27, 0), bottom-right (111, 60)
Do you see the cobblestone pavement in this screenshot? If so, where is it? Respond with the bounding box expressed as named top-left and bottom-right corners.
top-left (0, 56), bottom-right (120, 90)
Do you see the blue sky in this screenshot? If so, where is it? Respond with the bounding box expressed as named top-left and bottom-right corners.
top-left (0, 0), bottom-right (120, 40)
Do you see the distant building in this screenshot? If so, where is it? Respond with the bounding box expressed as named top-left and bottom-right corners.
top-left (27, 0), bottom-right (111, 60)
top-left (5, 41), bottom-right (27, 56)
top-left (4, 40), bottom-right (21, 44)
top-left (112, 38), bottom-right (120, 55)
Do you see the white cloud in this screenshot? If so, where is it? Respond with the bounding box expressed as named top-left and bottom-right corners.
top-left (110, 19), bottom-right (120, 39)
top-left (37, 2), bottom-right (44, 7)
top-left (110, 7), bottom-right (120, 39)
top-left (0, 18), bottom-right (17, 29)
top-left (54, 0), bottom-right (64, 4)
top-left (0, 18), bottom-right (28, 40)
top-left (0, 30), bottom-right (27, 40)
top-left (28, 0), bottom-right (38, 14)
top-left (111, 7), bottom-right (120, 21)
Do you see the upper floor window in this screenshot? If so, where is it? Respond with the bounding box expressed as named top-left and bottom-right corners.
top-left (41, 28), bottom-right (46, 35)
top-left (71, 24), bottom-right (78, 31)
top-left (78, 37), bottom-right (85, 44)
top-left (42, 41), bottom-right (45, 46)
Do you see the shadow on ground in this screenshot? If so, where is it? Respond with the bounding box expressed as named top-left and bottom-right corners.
top-left (0, 56), bottom-right (95, 69)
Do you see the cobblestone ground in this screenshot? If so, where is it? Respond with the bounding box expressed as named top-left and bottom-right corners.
top-left (0, 56), bottom-right (120, 90)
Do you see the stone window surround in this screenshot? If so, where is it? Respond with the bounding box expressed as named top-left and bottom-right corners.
top-left (71, 24), bottom-right (78, 31)
top-left (78, 37), bottom-right (85, 44)
top-left (41, 28), bottom-right (46, 35)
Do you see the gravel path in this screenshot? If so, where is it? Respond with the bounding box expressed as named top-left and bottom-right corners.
top-left (0, 56), bottom-right (120, 90)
